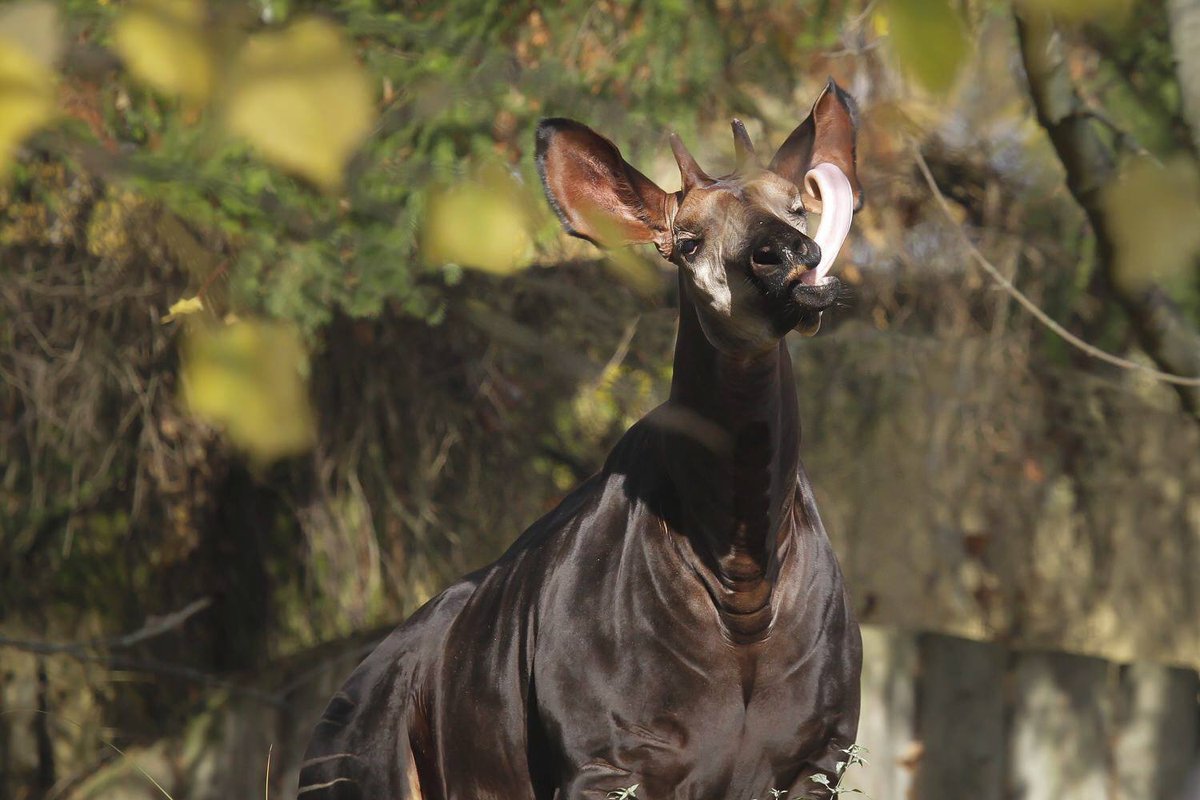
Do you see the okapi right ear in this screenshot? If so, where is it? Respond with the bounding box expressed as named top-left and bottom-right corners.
top-left (535, 118), bottom-right (676, 256)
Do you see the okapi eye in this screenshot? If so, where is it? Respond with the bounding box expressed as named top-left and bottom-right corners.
top-left (678, 238), bottom-right (701, 258)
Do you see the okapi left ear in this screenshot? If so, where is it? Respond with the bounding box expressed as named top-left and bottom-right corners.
top-left (768, 78), bottom-right (863, 212)
top-left (535, 118), bottom-right (676, 256)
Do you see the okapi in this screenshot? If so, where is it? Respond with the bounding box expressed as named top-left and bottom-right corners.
top-left (300, 78), bottom-right (864, 800)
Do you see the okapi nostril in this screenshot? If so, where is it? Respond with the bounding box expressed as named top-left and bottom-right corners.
top-left (753, 244), bottom-right (782, 267)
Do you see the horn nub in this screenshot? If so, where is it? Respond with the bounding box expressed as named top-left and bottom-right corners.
top-left (669, 132), bottom-right (712, 192)
top-left (731, 119), bottom-right (756, 169)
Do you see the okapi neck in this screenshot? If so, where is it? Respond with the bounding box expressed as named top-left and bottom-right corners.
top-left (660, 276), bottom-right (802, 636)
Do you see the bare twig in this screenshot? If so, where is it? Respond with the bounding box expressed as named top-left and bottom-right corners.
top-left (265, 744), bottom-right (274, 800)
top-left (915, 150), bottom-right (1200, 388)
top-left (0, 597), bottom-right (283, 707)
top-left (0, 597), bottom-right (211, 657)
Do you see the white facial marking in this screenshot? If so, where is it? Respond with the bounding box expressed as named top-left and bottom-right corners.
top-left (689, 239), bottom-right (732, 315)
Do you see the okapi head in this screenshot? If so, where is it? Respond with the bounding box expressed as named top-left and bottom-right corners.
top-left (536, 79), bottom-right (861, 353)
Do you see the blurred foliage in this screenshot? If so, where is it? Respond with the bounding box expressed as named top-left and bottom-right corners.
top-left (1103, 155), bottom-right (1200, 295)
top-left (421, 164), bottom-right (534, 273)
top-left (3, 0), bottom-right (1200, 794)
top-left (223, 17), bottom-right (375, 189)
top-left (0, 0), bottom-right (849, 334)
top-left (877, 0), bottom-right (970, 94)
top-left (0, 2), bottom-right (58, 174)
top-left (114, 0), bottom-right (215, 102)
top-left (181, 320), bottom-right (316, 461)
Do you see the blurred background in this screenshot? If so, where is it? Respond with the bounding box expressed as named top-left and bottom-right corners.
top-left (1, 0), bottom-right (1198, 798)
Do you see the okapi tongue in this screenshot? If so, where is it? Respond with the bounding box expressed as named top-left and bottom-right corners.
top-left (803, 163), bottom-right (854, 285)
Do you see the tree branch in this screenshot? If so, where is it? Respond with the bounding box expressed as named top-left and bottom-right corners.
top-left (915, 150), bottom-right (1200, 387)
top-left (0, 598), bottom-right (211, 657)
top-left (1016, 11), bottom-right (1200, 418)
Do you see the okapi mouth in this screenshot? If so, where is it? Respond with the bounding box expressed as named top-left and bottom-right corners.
top-left (747, 269), bottom-right (842, 335)
top-left (790, 276), bottom-right (842, 311)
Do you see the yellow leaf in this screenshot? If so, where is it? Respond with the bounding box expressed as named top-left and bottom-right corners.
top-left (0, 1), bottom-right (62, 69)
top-left (872, 12), bottom-right (890, 37)
top-left (0, 41), bottom-right (55, 175)
top-left (161, 295), bottom-right (205, 323)
top-left (422, 167), bottom-right (533, 274)
top-left (225, 18), bottom-right (375, 191)
top-left (113, 0), bottom-right (214, 103)
top-left (880, 0), bottom-right (970, 95)
top-left (1103, 156), bottom-right (1200, 293)
top-left (181, 321), bottom-right (316, 462)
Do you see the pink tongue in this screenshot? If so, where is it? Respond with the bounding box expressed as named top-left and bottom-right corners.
top-left (802, 163), bottom-right (854, 285)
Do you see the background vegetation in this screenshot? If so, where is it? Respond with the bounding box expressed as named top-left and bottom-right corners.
top-left (1, 0), bottom-right (1198, 797)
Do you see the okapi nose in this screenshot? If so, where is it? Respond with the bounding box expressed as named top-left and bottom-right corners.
top-left (750, 233), bottom-right (819, 271)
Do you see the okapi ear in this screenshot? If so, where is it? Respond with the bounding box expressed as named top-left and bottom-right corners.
top-left (768, 79), bottom-right (863, 211)
top-left (535, 118), bottom-right (676, 256)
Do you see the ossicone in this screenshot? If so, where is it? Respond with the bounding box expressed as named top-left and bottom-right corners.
top-left (731, 119), bottom-right (757, 170)
top-left (669, 132), bottom-right (714, 193)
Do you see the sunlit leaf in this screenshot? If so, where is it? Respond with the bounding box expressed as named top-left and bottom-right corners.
top-left (0, 41), bottom-right (55, 175)
top-left (161, 295), bottom-right (205, 323)
top-left (1103, 155), bottom-right (1200, 293)
top-left (422, 167), bottom-right (533, 274)
top-left (1015, 0), bottom-right (1133, 24)
top-left (878, 0), bottom-right (970, 94)
top-left (181, 321), bottom-right (316, 462)
top-left (225, 17), bottom-right (376, 191)
top-left (0, 1), bottom-right (62, 69)
top-left (113, 0), bottom-right (215, 103)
